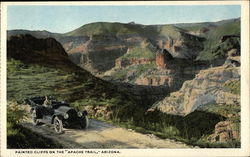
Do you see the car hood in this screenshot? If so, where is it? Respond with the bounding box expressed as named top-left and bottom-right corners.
top-left (55, 105), bottom-right (73, 113)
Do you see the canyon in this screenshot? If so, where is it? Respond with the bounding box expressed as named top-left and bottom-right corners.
top-left (7, 17), bottom-right (241, 147)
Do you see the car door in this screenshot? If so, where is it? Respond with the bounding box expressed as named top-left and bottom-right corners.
top-left (43, 106), bottom-right (54, 123)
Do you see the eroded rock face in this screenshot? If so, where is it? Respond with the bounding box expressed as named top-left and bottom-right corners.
top-left (64, 35), bottom-right (128, 73)
top-left (155, 32), bottom-right (205, 59)
top-left (135, 68), bottom-right (181, 89)
top-left (150, 65), bottom-right (240, 115)
top-left (208, 121), bottom-right (240, 143)
top-left (135, 60), bottom-right (208, 89)
top-left (61, 30), bottom-right (204, 74)
top-left (156, 49), bottom-right (173, 69)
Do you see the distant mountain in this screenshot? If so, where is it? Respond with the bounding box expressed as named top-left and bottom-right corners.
top-left (7, 18), bottom-right (240, 83)
top-left (7, 29), bottom-right (60, 39)
top-left (174, 18), bottom-right (240, 31)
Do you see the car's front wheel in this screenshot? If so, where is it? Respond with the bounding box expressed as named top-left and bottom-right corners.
top-left (80, 116), bottom-right (89, 129)
top-left (53, 117), bottom-right (63, 134)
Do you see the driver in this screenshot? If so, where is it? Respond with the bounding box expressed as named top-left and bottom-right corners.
top-left (43, 96), bottom-right (52, 107)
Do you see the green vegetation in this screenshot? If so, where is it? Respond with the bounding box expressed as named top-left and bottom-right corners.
top-left (195, 19), bottom-right (240, 61)
top-left (176, 18), bottom-right (240, 61)
top-left (223, 79), bottom-right (240, 95)
top-left (65, 22), bottom-right (184, 39)
top-left (7, 58), bottom-right (137, 119)
top-left (7, 101), bottom-right (63, 148)
top-left (7, 58), bottom-right (82, 102)
top-left (197, 37), bottom-right (240, 61)
top-left (104, 63), bottom-right (156, 83)
top-left (120, 46), bottom-right (155, 59)
top-left (65, 22), bottom-right (157, 37)
top-left (7, 58), bottom-right (132, 104)
top-left (100, 108), bottom-right (233, 148)
top-left (198, 103), bottom-right (240, 121)
top-left (157, 25), bottom-right (184, 39)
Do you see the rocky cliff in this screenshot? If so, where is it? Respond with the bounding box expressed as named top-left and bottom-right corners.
top-left (150, 65), bottom-right (240, 115)
top-left (135, 59), bottom-right (209, 90)
top-left (147, 61), bottom-right (241, 144)
top-left (7, 34), bottom-right (77, 71)
top-left (7, 21), bottom-right (206, 75)
top-left (7, 18), bottom-right (240, 88)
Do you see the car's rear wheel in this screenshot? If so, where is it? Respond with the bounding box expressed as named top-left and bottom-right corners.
top-left (31, 109), bottom-right (40, 126)
top-left (80, 116), bottom-right (89, 129)
top-left (53, 117), bottom-right (63, 134)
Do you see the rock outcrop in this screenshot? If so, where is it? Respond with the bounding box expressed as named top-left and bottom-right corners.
top-left (156, 49), bottom-right (173, 69)
top-left (208, 121), bottom-right (240, 143)
top-left (7, 34), bottom-right (76, 70)
top-left (135, 59), bottom-right (208, 89)
top-left (155, 31), bottom-right (205, 59)
top-left (135, 68), bottom-right (182, 89)
top-left (150, 65), bottom-right (240, 115)
top-left (65, 35), bottom-right (128, 73)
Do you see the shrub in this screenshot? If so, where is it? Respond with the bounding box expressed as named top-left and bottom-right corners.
top-left (223, 80), bottom-right (240, 95)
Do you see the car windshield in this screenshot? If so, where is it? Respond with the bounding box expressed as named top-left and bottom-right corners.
top-left (52, 101), bottom-right (70, 109)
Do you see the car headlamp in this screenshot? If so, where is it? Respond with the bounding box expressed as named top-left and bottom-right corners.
top-left (78, 111), bottom-right (83, 117)
top-left (64, 113), bottom-right (69, 119)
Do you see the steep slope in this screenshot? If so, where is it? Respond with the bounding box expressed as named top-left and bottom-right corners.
top-left (148, 59), bottom-right (240, 144)
top-left (7, 34), bottom-right (140, 118)
top-left (150, 65), bottom-right (240, 115)
top-left (7, 34), bottom-right (170, 123)
top-left (7, 34), bottom-right (76, 70)
top-left (62, 22), bottom-right (204, 74)
top-left (7, 18), bottom-right (240, 89)
top-left (176, 18), bottom-right (240, 61)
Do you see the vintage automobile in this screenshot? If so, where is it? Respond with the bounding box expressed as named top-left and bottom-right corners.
top-left (25, 96), bottom-right (89, 133)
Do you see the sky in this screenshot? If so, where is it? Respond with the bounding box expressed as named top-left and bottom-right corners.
top-left (7, 5), bottom-right (241, 33)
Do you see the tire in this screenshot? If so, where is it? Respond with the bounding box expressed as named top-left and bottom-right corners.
top-left (53, 117), bottom-right (63, 134)
top-left (31, 109), bottom-right (40, 126)
top-left (80, 116), bottom-right (89, 129)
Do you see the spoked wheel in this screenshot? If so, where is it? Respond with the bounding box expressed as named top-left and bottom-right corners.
top-left (31, 109), bottom-right (40, 126)
top-left (80, 116), bottom-right (89, 129)
top-left (53, 117), bottom-right (63, 134)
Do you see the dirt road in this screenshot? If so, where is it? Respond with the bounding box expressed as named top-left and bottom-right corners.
top-left (21, 105), bottom-right (192, 149)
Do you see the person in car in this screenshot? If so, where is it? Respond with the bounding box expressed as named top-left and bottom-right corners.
top-left (43, 96), bottom-right (52, 107)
